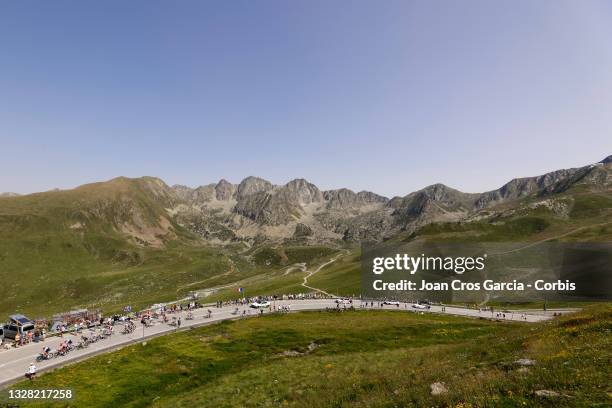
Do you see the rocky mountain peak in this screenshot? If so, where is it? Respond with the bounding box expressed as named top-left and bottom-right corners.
top-left (413, 183), bottom-right (477, 207)
top-left (323, 188), bottom-right (388, 210)
top-left (236, 176), bottom-right (274, 200)
top-left (284, 178), bottom-right (323, 204)
top-left (215, 179), bottom-right (235, 201)
top-left (171, 184), bottom-right (194, 201)
top-left (61, 154), bottom-right (609, 244)
top-left (356, 191), bottom-right (388, 204)
top-left (420, 183), bottom-right (454, 200)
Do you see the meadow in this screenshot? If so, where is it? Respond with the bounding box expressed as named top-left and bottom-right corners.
top-left (5, 304), bottom-right (610, 407)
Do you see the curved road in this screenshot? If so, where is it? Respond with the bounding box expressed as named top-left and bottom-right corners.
top-left (0, 299), bottom-right (568, 389)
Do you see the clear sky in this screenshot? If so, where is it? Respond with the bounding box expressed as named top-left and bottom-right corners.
top-left (1, 1), bottom-right (611, 198)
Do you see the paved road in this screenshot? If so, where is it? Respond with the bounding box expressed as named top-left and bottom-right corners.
top-left (0, 299), bottom-right (567, 388)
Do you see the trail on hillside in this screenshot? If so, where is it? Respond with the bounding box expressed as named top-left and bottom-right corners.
top-left (488, 221), bottom-right (612, 256)
top-left (284, 263), bottom-right (307, 275)
top-left (476, 221), bottom-right (612, 307)
top-left (301, 250), bottom-right (350, 296)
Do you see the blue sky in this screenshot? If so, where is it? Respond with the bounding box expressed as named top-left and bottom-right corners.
top-left (1, 1), bottom-right (611, 197)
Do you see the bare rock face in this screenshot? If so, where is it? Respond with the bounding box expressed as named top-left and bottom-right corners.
top-left (215, 179), bottom-right (235, 201)
top-left (236, 176), bottom-right (273, 200)
top-left (581, 162), bottom-right (612, 187)
top-left (192, 184), bottom-right (215, 203)
top-left (475, 162), bottom-right (611, 209)
top-left (324, 189), bottom-right (388, 210)
top-left (324, 189), bottom-right (358, 209)
top-left (356, 190), bottom-right (388, 204)
top-left (166, 154), bottom-right (611, 242)
top-left (284, 179), bottom-right (323, 205)
top-left (172, 184), bottom-right (216, 204)
top-left (171, 185), bottom-right (194, 201)
top-left (234, 179), bottom-right (323, 225)
top-left (294, 223), bottom-right (313, 238)
top-left (388, 183), bottom-right (477, 230)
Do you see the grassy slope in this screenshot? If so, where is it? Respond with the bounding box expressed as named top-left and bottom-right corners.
top-left (0, 178), bottom-right (342, 317)
top-left (7, 305), bottom-right (610, 407)
top-left (201, 246), bottom-right (342, 302)
top-left (0, 178), bottom-right (226, 317)
top-left (307, 250), bottom-right (361, 296)
top-left (307, 189), bottom-right (612, 299)
top-left (1, 179), bottom-right (609, 317)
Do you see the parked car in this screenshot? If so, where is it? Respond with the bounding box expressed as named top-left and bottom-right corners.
top-left (2, 314), bottom-right (35, 340)
top-left (383, 301), bottom-right (400, 306)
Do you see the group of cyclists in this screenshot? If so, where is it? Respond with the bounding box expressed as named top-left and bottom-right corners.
top-left (23, 294), bottom-right (322, 380)
top-left (36, 339), bottom-right (74, 362)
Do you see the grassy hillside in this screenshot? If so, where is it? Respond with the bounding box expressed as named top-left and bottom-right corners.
top-left (415, 189), bottom-right (612, 242)
top-left (250, 245), bottom-right (337, 267)
top-left (0, 178), bottom-right (187, 315)
top-left (307, 250), bottom-right (361, 296)
top-left (0, 177), bottom-right (345, 318)
top-left (1, 178), bottom-right (609, 318)
top-left (199, 246), bottom-right (342, 302)
top-left (6, 305), bottom-right (610, 407)
top-left (0, 178), bottom-right (270, 318)
top-left (304, 189), bottom-right (612, 298)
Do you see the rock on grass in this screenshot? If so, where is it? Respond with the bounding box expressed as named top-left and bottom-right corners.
top-left (514, 358), bottom-right (536, 366)
top-left (430, 382), bottom-right (448, 396)
top-left (535, 390), bottom-right (561, 398)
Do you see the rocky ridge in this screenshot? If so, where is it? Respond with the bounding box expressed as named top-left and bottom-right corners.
top-left (168, 156), bottom-right (611, 243)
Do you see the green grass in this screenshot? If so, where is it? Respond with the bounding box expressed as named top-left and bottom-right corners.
top-left (251, 245), bottom-right (337, 267)
top-left (417, 216), bottom-right (553, 242)
top-left (0, 236), bottom-right (342, 319)
top-left (201, 248), bottom-right (343, 303)
top-left (570, 192), bottom-right (612, 219)
top-left (0, 177), bottom-right (345, 318)
top-left (5, 305), bottom-right (611, 407)
top-left (307, 251), bottom-right (361, 296)
top-left (2, 176), bottom-right (610, 320)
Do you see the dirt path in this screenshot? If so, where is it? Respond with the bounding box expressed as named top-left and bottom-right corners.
top-left (301, 250), bottom-right (349, 296)
top-left (284, 263), bottom-right (307, 275)
top-left (488, 221), bottom-right (612, 256)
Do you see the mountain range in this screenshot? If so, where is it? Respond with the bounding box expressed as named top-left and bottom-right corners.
top-left (2, 156), bottom-right (610, 247)
top-left (167, 155), bottom-right (612, 243)
top-left (1, 155), bottom-right (611, 317)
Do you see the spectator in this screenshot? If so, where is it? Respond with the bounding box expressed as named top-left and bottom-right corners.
top-left (26, 363), bottom-right (36, 380)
